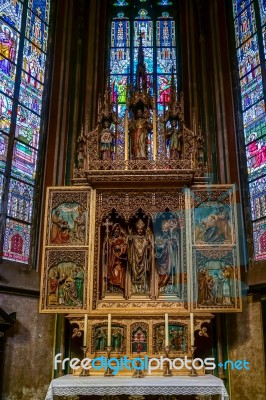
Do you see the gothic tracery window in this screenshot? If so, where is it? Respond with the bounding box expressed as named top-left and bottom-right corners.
top-left (0, 0), bottom-right (51, 264)
top-left (109, 0), bottom-right (178, 160)
top-left (233, 0), bottom-right (266, 261)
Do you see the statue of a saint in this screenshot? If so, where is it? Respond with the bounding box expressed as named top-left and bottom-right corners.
top-left (129, 109), bottom-right (152, 160)
top-left (76, 127), bottom-right (87, 169)
top-left (155, 220), bottom-right (180, 293)
top-left (167, 120), bottom-right (183, 159)
top-left (104, 223), bottom-right (127, 290)
top-left (196, 131), bottom-right (204, 166)
top-left (112, 328), bottom-right (123, 351)
top-left (128, 218), bottom-right (153, 294)
top-left (170, 329), bottom-right (183, 351)
top-left (100, 121), bottom-right (114, 161)
top-left (155, 325), bottom-right (165, 352)
top-left (95, 328), bottom-right (107, 351)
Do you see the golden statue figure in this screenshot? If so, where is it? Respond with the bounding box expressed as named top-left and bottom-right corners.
top-left (167, 119), bottom-right (183, 159)
top-left (129, 109), bottom-right (152, 160)
top-left (100, 120), bottom-right (115, 161)
top-left (128, 218), bottom-right (153, 294)
top-left (102, 220), bottom-right (127, 293)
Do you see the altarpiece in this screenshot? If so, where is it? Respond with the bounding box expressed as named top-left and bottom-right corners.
top-left (39, 41), bottom-right (242, 370)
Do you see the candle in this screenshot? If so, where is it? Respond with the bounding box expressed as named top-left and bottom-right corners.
top-left (165, 313), bottom-right (169, 347)
top-left (83, 314), bottom-right (88, 347)
top-left (190, 313), bottom-right (194, 346)
top-left (107, 313), bottom-right (112, 347)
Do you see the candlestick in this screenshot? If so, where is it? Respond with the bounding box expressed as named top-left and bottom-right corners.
top-left (107, 313), bottom-right (111, 347)
top-left (83, 314), bottom-right (88, 347)
top-left (190, 313), bottom-right (194, 346)
top-left (132, 344), bottom-right (144, 378)
top-left (104, 346), bottom-right (113, 377)
top-left (163, 346), bottom-right (172, 377)
top-left (188, 346), bottom-right (198, 377)
top-left (79, 345), bottom-right (90, 376)
top-left (165, 313), bottom-right (169, 347)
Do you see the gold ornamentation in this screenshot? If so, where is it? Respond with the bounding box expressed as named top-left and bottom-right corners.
top-left (198, 327), bottom-right (209, 337)
top-left (71, 327), bottom-right (82, 339)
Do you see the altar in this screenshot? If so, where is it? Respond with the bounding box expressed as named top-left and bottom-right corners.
top-left (40, 33), bottom-right (241, 397)
top-left (45, 375), bottom-right (229, 400)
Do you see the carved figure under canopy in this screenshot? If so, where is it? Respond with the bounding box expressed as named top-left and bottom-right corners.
top-left (169, 328), bottom-right (183, 351)
top-left (167, 119), bottom-right (183, 159)
top-left (112, 328), bottom-right (123, 351)
top-left (100, 120), bottom-right (115, 161)
top-left (155, 219), bottom-right (180, 293)
top-left (129, 109), bottom-right (152, 160)
top-left (105, 223), bottom-right (127, 290)
top-left (128, 218), bottom-right (153, 294)
top-left (95, 328), bottom-right (107, 351)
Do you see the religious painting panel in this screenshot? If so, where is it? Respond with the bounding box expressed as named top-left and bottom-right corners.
top-left (192, 247), bottom-right (241, 312)
top-left (130, 322), bottom-right (148, 353)
top-left (92, 322), bottom-right (126, 354)
top-left (152, 322), bottom-right (188, 355)
top-left (191, 185), bottom-right (237, 246)
top-left (93, 189), bottom-right (188, 313)
top-left (40, 249), bottom-right (88, 313)
top-left (45, 187), bottom-right (90, 246)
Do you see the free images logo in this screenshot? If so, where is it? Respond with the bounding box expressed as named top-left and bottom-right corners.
top-left (54, 354), bottom-right (250, 375)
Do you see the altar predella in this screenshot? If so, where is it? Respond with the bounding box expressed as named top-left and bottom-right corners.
top-left (40, 39), bottom-right (241, 365)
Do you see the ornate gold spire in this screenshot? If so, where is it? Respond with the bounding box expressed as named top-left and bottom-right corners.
top-left (128, 32), bottom-right (153, 114)
top-left (97, 76), bottom-right (117, 126)
top-left (164, 68), bottom-right (183, 123)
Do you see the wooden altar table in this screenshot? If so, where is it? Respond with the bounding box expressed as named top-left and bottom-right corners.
top-left (45, 374), bottom-right (229, 400)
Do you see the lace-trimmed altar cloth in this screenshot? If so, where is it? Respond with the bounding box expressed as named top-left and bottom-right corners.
top-left (45, 374), bottom-right (229, 400)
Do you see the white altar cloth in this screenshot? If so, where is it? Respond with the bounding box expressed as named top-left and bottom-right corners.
top-left (45, 374), bottom-right (229, 399)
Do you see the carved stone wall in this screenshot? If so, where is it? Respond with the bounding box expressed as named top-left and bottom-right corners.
top-left (0, 294), bottom-right (55, 400)
top-left (227, 295), bottom-right (266, 400)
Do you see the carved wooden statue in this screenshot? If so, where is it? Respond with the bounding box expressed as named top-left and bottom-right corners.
top-left (128, 218), bottom-right (153, 294)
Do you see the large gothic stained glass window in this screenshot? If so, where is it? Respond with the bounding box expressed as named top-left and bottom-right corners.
top-left (0, 0), bottom-right (51, 264)
top-left (233, 0), bottom-right (266, 260)
top-left (110, 0), bottom-right (177, 158)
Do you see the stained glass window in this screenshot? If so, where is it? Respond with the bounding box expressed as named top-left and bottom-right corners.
top-left (156, 12), bottom-right (176, 115)
top-left (109, 2), bottom-right (178, 162)
top-left (233, 0), bottom-right (266, 261)
top-left (110, 3), bottom-right (177, 113)
top-left (0, 0), bottom-right (51, 264)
